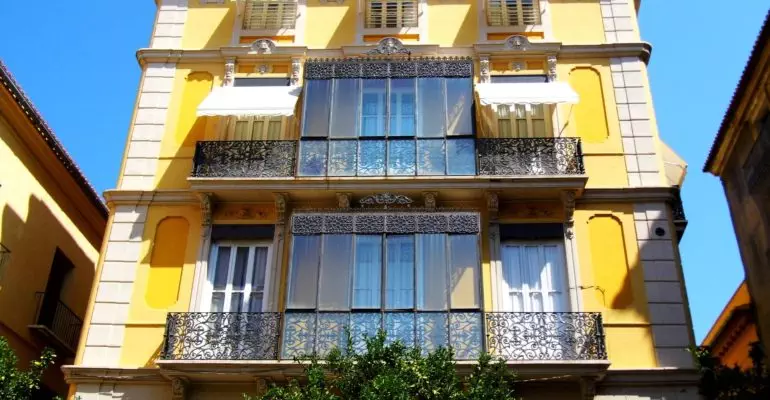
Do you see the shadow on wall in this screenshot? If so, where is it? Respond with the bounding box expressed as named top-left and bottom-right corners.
top-left (0, 196), bottom-right (94, 397)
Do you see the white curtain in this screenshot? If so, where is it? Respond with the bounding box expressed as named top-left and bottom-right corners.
top-left (416, 234), bottom-right (448, 310)
top-left (353, 236), bottom-right (382, 308)
top-left (386, 235), bottom-right (414, 309)
top-left (501, 243), bottom-right (568, 313)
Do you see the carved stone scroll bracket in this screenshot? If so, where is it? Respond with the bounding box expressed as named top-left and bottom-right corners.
top-left (273, 193), bottom-right (289, 224)
top-left (547, 55), bottom-right (558, 82)
top-left (561, 190), bottom-right (577, 239)
top-left (254, 378), bottom-right (269, 396)
top-left (224, 57), bottom-right (235, 87)
top-left (479, 55), bottom-right (490, 84)
top-left (337, 193), bottom-right (352, 209)
top-left (171, 377), bottom-right (189, 400)
top-left (423, 192), bottom-right (438, 209)
top-left (579, 377), bottom-right (597, 400)
top-left (198, 192), bottom-right (214, 231)
top-left (291, 58), bottom-right (302, 86)
top-left (486, 191), bottom-right (500, 222)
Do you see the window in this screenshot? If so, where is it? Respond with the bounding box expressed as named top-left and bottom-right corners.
top-left (204, 243), bottom-right (272, 312)
top-left (282, 212), bottom-right (483, 358)
top-left (242, 0), bottom-right (297, 30)
top-left (486, 0), bottom-right (541, 26)
top-left (298, 77), bottom-right (476, 176)
top-left (499, 242), bottom-right (569, 313)
top-left (490, 75), bottom-right (550, 138)
top-left (222, 78), bottom-right (293, 140)
top-left (366, 0), bottom-right (418, 29)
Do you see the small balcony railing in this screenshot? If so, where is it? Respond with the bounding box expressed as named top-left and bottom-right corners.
top-left (191, 138), bottom-right (584, 179)
top-left (161, 311), bottom-right (606, 362)
top-left (191, 140), bottom-right (297, 178)
top-left (30, 292), bottom-right (83, 355)
top-left (476, 137), bottom-right (585, 176)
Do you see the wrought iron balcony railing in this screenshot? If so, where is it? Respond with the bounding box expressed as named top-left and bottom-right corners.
top-left (192, 140), bottom-right (297, 178)
top-left (477, 138), bottom-right (585, 176)
top-left (30, 292), bottom-right (83, 355)
top-left (161, 311), bottom-right (606, 362)
top-left (191, 138), bottom-right (584, 179)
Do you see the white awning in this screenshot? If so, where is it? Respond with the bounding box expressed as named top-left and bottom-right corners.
top-left (197, 86), bottom-right (302, 117)
top-left (476, 82), bottom-right (580, 108)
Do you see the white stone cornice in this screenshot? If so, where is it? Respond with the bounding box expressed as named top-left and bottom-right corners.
top-left (104, 189), bottom-right (200, 207)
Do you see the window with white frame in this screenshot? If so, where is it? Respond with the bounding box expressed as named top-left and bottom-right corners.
top-left (242, 0), bottom-right (298, 30)
top-left (486, 0), bottom-right (541, 27)
top-left (365, 0), bottom-right (418, 29)
top-left (203, 243), bottom-right (272, 313)
top-left (499, 241), bottom-right (569, 313)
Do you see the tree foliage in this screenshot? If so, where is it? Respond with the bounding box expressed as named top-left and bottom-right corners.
top-left (0, 336), bottom-right (57, 400)
top-left (694, 342), bottom-right (770, 400)
top-left (246, 331), bottom-right (517, 400)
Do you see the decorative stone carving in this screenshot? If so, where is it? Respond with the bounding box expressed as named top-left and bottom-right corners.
top-left (359, 193), bottom-right (414, 207)
top-left (547, 55), bottom-right (558, 81)
top-left (504, 35), bottom-right (531, 51)
top-left (171, 377), bottom-right (188, 400)
top-left (337, 193), bottom-right (352, 209)
top-left (214, 205), bottom-right (275, 221)
top-left (423, 192), bottom-right (438, 209)
top-left (224, 58), bottom-right (235, 87)
top-left (198, 192), bottom-right (213, 229)
top-left (479, 56), bottom-right (490, 84)
top-left (251, 38), bottom-right (276, 54)
top-left (366, 37), bottom-right (411, 56)
top-left (291, 58), bottom-right (302, 86)
top-left (486, 192), bottom-right (499, 221)
top-left (258, 64), bottom-right (269, 74)
top-left (561, 190), bottom-right (577, 239)
top-left (511, 61), bottom-right (524, 72)
top-left (274, 193), bottom-right (288, 223)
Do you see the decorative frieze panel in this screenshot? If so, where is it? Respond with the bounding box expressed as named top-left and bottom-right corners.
top-left (304, 58), bottom-right (473, 80)
top-left (291, 212), bottom-right (480, 234)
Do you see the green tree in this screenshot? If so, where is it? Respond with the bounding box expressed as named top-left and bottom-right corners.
top-left (0, 336), bottom-right (57, 400)
top-left (245, 331), bottom-right (517, 400)
top-left (694, 342), bottom-right (770, 399)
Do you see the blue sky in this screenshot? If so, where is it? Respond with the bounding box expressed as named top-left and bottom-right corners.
top-left (0, 2), bottom-right (767, 342)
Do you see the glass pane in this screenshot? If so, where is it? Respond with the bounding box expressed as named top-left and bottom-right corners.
top-left (361, 79), bottom-right (387, 137)
top-left (250, 247), bottom-right (268, 291)
top-left (328, 140), bottom-right (357, 176)
top-left (389, 79), bottom-right (416, 137)
top-left (213, 246), bottom-right (231, 290)
top-left (230, 292), bottom-right (244, 312)
top-left (416, 234), bottom-right (448, 310)
top-left (210, 292), bottom-right (225, 312)
top-left (298, 140), bottom-right (328, 176)
top-left (302, 80), bottom-right (332, 137)
top-left (418, 78), bottom-right (446, 137)
top-left (358, 140), bottom-right (386, 176)
top-left (319, 235), bottom-right (354, 310)
top-left (386, 235), bottom-right (414, 309)
top-left (417, 313), bottom-right (448, 354)
top-left (388, 140), bottom-right (416, 175)
top-left (445, 78), bottom-right (473, 136)
top-left (353, 235), bottom-right (382, 308)
top-left (248, 294), bottom-right (263, 312)
top-left (449, 235), bottom-right (480, 309)
top-left (385, 313), bottom-right (415, 346)
top-left (417, 139), bottom-right (446, 176)
top-left (330, 79), bottom-right (360, 137)
top-left (232, 247), bottom-right (250, 290)
top-left (447, 139), bottom-right (476, 176)
top-left (287, 236), bottom-right (321, 309)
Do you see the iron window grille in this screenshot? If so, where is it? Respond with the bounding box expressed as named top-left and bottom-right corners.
top-left (486, 0), bottom-right (541, 26)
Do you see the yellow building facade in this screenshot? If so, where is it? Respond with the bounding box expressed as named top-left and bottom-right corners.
top-left (66, 1), bottom-right (698, 399)
top-left (0, 61), bottom-right (107, 398)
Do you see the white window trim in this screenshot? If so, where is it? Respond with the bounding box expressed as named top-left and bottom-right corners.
top-left (490, 236), bottom-right (580, 312)
top-left (477, 0), bottom-right (553, 41)
top-left (199, 240), bottom-right (275, 313)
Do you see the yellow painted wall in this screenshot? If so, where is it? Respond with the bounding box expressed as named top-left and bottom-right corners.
top-left (570, 67), bottom-right (610, 144)
top-left (550, 0), bottom-right (606, 44)
top-left (304, 1), bottom-right (357, 49)
top-left (182, 2), bottom-right (236, 49)
top-left (0, 115), bottom-right (101, 393)
top-left (427, 0), bottom-right (478, 46)
top-left (120, 206), bottom-right (200, 367)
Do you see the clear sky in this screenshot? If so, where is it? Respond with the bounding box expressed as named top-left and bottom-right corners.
top-left (0, 2), bottom-right (768, 342)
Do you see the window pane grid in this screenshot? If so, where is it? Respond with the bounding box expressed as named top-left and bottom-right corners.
top-left (486, 0), bottom-right (541, 26)
top-left (366, 0), bottom-right (418, 28)
top-left (243, 0), bottom-right (297, 30)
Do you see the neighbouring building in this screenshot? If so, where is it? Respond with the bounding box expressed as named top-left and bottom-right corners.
top-left (704, 10), bottom-right (770, 361)
top-left (702, 281), bottom-right (758, 370)
top-left (0, 61), bottom-right (108, 398)
top-left (64, 1), bottom-right (698, 399)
